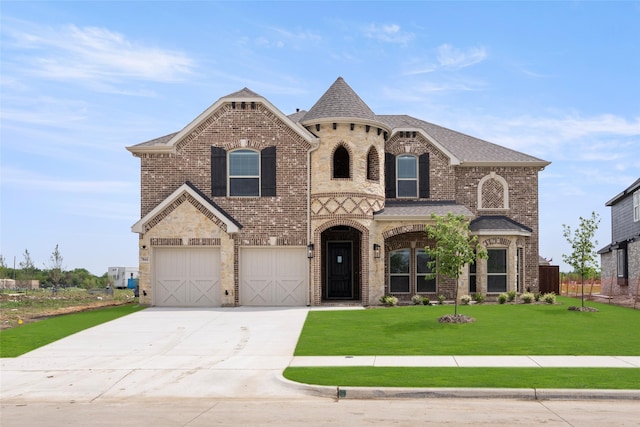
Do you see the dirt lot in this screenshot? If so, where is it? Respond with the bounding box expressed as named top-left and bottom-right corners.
top-left (0, 288), bottom-right (137, 330)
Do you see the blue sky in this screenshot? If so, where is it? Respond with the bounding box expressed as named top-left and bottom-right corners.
top-left (1, 1), bottom-right (639, 276)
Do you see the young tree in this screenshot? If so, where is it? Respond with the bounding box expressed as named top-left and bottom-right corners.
top-left (562, 211), bottom-right (600, 308)
top-left (424, 213), bottom-right (487, 317)
top-left (49, 244), bottom-right (65, 287)
top-left (19, 249), bottom-right (36, 280)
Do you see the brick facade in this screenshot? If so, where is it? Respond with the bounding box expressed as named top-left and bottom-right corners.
top-left (129, 79), bottom-right (548, 307)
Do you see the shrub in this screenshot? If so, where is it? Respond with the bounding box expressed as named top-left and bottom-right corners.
top-left (534, 292), bottom-right (541, 302)
top-left (411, 295), bottom-right (422, 305)
top-left (473, 293), bottom-right (484, 304)
top-left (460, 294), bottom-right (472, 305)
top-left (422, 297), bottom-right (431, 306)
top-left (521, 292), bottom-right (535, 304)
top-left (498, 293), bottom-right (508, 304)
top-left (507, 290), bottom-right (517, 302)
top-left (380, 295), bottom-right (398, 306)
top-left (543, 292), bottom-right (556, 304)
top-left (437, 295), bottom-right (446, 305)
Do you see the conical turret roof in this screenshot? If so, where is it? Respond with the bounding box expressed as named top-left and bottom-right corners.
top-left (301, 77), bottom-right (378, 124)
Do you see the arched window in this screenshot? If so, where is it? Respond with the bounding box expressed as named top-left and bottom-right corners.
top-left (366, 146), bottom-right (379, 181)
top-left (333, 145), bottom-right (350, 179)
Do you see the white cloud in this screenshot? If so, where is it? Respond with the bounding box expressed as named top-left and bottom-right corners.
top-left (2, 19), bottom-right (195, 89)
top-left (436, 44), bottom-right (487, 69)
top-left (362, 23), bottom-right (414, 44)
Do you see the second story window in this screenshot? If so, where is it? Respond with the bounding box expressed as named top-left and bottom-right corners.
top-left (229, 149), bottom-right (260, 196)
top-left (397, 154), bottom-right (417, 198)
top-left (333, 145), bottom-right (350, 178)
top-left (634, 190), bottom-right (640, 222)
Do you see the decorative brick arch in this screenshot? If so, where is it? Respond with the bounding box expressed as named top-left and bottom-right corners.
top-left (478, 172), bottom-right (509, 210)
top-left (482, 237), bottom-right (512, 247)
top-left (382, 224), bottom-right (426, 239)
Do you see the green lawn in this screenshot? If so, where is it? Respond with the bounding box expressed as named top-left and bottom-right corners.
top-left (284, 367), bottom-right (640, 389)
top-left (0, 304), bottom-right (146, 357)
top-left (294, 297), bottom-right (640, 356)
top-left (285, 297), bottom-right (640, 389)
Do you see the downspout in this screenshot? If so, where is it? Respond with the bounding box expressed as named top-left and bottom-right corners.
top-left (307, 138), bottom-right (320, 306)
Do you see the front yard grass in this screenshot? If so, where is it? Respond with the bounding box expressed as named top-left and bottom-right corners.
top-left (284, 296), bottom-right (640, 389)
top-left (293, 297), bottom-right (640, 356)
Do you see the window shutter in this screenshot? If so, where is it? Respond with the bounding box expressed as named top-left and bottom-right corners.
top-left (385, 152), bottom-right (396, 198)
top-left (211, 147), bottom-right (227, 196)
top-left (419, 153), bottom-right (430, 198)
top-left (261, 146), bottom-right (276, 197)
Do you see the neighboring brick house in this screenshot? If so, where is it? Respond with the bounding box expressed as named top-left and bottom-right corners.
top-left (599, 178), bottom-right (640, 296)
top-left (127, 77), bottom-right (549, 307)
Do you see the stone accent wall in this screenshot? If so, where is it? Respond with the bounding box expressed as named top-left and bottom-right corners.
top-left (137, 201), bottom-right (235, 306)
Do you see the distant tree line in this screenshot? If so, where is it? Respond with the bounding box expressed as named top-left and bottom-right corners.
top-left (0, 246), bottom-right (109, 289)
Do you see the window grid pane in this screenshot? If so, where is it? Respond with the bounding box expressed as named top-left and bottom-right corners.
top-left (416, 250), bottom-right (436, 293)
top-left (229, 150), bottom-right (259, 176)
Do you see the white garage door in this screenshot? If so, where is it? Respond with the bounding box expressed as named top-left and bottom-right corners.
top-left (154, 247), bottom-right (221, 307)
top-left (240, 248), bottom-right (308, 306)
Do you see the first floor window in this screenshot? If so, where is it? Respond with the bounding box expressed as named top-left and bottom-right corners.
top-left (469, 258), bottom-right (477, 293)
top-left (487, 248), bottom-right (507, 292)
top-left (389, 249), bottom-right (410, 292)
top-left (416, 250), bottom-right (436, 292)
top-left (229, 149), bottom-right (259, 196)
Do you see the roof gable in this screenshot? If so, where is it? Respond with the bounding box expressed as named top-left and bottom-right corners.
top-left (127, 88), bottom-right (317, 154)
top-left (131, 181), bottom-right (242, 234)
top-left (606, 177), bottom-right (640, 206)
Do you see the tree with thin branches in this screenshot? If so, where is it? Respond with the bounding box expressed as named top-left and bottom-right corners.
top-left (424, 213), bottom-right (487, 317)
top-left (562, 211), bottom-right (600, 308)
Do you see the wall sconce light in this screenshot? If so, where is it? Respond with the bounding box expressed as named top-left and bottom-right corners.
top-left (373, 243), bottom-right (381, 259)
top-left (307, 243), bottom-right (315, 259)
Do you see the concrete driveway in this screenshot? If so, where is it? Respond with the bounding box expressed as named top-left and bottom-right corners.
top-left (0, 307), bottom-right (313, 402)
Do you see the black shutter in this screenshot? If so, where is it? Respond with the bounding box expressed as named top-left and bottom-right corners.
top-left (211, 147), bottom-right (227, 197)
top-left (419, 153), bottom-right (430, 199)
top-left (385, 152), bottom-right (396, 199)
top-left (261, 146), bottom-right (276, 197)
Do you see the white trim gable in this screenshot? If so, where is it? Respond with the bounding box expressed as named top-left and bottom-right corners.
top-left (131, 183), bottom-right (241, 234)
top-left (390, 128), bottom-right (461, 165)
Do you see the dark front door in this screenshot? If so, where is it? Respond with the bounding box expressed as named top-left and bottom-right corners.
top-left (327, 242), bottom-right (353, 299)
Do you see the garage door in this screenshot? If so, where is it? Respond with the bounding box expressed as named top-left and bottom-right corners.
top-left (154, 247), bottom-right (221, 307)
top-left (240, 248), bottom-right (308, 306)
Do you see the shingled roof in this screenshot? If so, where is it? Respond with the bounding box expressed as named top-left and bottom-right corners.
top-left (301, 77), bottom-right (379, 124)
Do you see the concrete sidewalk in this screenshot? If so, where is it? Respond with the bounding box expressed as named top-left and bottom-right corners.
top-left (290, 355), bottom-right (640, 368)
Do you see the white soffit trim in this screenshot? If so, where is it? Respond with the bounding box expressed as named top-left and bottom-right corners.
top-left (471, 229), bottom-right (532, 237)
top-left (131, 183), bottom-right (240, 234)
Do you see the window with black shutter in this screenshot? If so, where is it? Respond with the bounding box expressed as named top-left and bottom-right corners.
top-left (385, 152), bottom-right (396, 198)
top-left (261, 146), bottom-right (276, 197)
top-left (229, 149), bottom-right (260, 196)
top-left (211, 146), bottom-right (227, 196)
top-left (419, 153), bottom-right (430, 198)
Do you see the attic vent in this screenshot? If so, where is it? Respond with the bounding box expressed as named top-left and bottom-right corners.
top-left (412, 131), bottom-right (417, 138)
top-left (251, 102), bottom-right (256, 110)
top-left (350, 123), bottom-right (354, 131)
top-left (333, 123), bottom-right (337, 130)
top-left (232, 102), bottom-right (236, 109)
top-left (399, 131), bottom-right (404, 137)
top-left (377, 128), bottom-right (382, 135)
top-left (366, 125), bottom-right (370, 133)
top-left (241, 102), bottom-right (246, 109)
top-left (315, 124), bottom-right (320, 131)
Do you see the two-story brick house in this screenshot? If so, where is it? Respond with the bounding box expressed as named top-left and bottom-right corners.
top-left (127, 77), bottom-right (549, 307)
top-left (599, 178), bottom-right (640, 296)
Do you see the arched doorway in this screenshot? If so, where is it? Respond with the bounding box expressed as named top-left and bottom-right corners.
top-left (321, 226), bottom-right (362, 301)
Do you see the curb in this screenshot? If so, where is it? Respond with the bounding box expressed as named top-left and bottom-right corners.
top-left (278, 377), bottom-right (640, 400)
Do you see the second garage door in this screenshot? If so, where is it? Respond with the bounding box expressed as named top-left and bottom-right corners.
top-left (154, 247), bottom-right (221, 307)
top-left (240, 248), bottom-right (308, 306)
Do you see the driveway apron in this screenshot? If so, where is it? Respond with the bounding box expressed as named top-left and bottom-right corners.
top-left (0, 307), bottom-right (310, 402)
